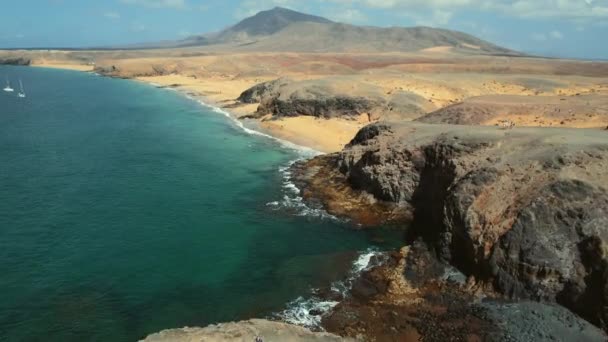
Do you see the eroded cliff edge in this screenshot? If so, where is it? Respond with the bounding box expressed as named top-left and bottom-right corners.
top-left (142, 319), bottom-right (353, 341)
top-left (293, 122), bottom-right (608, 334)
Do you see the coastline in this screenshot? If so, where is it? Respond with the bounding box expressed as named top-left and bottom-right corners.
top-left (132, 74), bottom-right (367, 154)
top-left (11, 57), bottom-right (608, 341)
top-left (125, 72), bottom-right (400, 334)
top-left (146, 80), bottom-right (325, 158)
top-left (30, 63), bottom-right (95, 72)
top-left (26, 63), bottom-right (385, 333)
top-left (28, 63), bottom-right (337, 154)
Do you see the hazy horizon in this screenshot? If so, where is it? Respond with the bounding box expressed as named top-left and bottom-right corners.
top-left (1, 0), bottom-right (607, 60)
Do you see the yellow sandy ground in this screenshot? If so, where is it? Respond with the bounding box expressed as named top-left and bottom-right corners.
top-left (136, 74), bottom-right (366, 152)
top-left (32, 62), bottom-right (95, 72)
top-left (259, 115), bottom-right (370, 153)
top-left (12, 51), bottom-right (606, 153)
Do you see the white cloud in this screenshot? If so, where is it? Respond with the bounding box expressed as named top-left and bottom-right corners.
top-left (131, 23), bottom-right (147, 32)
top-left (321, 0), bottom-right (608, 22)
top-left (228, 0), bottom-right (608, 29)
top-left (531, 32), bottom-right (547, 41)
top-left (550, 30), bottom-right (563, 39)
top-left (120, 0), bottom-right (186, 9)
top-left (531, 30), bottom-right (564, 41)
top-left (413, 10), bottom-right (453, 26)
top-left (103, 11), bottom-right (121, 19)
top-left (330, 8), bottom-right (368, 23)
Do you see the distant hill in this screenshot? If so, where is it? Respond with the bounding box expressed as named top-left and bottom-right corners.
top-left (226, 7), bottom-right (333, 36)
top-left (230, 22), bottom-right (516, 55)
top-left (139, 7), bottom-right (520, 55)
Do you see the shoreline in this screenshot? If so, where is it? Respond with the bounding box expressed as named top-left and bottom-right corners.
top-left (28, 63), bottom-right (383, 333)
top-left (14, 58), bottom-right (608, 341)
top-left (132, 74), bottom-right (366, 154)
top-left (28, 63), bottom-right (361, 153)
top-left (277, 248), bottom-right (385, 329)
top-left (30, 63), bottom-right (95, 72)
top-left (28, 63), bottom-right (330, 155)
top-left (12, 63), bottom-right (395, 339)
top-left (122, 72), bottom-right (407, 335)
top-left (156, 84), bottom-right (324, 157)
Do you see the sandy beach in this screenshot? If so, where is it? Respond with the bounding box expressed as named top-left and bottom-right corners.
top-left (31, 62), bottom-right (95, 72)
top-left (135, 74), bottom-right (366, 153)
top-left (23, 64), bottom-right (352, 153)
top-left (9, 50), bottom-right (606, 154)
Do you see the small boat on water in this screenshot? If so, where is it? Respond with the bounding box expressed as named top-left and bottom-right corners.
top-left (3, 77), bottom-right (14, 92)
top-left (18, 79), bottom-right (25, 98)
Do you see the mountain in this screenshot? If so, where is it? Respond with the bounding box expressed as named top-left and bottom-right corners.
top-left (155, 7), bottom-right (520, 55)
top-left (233, 22), bottom-right (515, 54)
top-left (227, 7), bottom-right (333, 36)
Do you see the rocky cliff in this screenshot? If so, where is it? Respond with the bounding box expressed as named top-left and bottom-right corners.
top-left (293, 122), bottom-right (608, 331)
top-left (321, 242), bottom-right (607, 341)
top-left (237, 77), bottom-right (292, 104)
top-left (0, 57), bottom-right (31, 66)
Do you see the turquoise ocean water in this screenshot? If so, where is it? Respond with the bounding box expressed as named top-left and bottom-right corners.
top-left (0, 66), bottom-right (400, 341)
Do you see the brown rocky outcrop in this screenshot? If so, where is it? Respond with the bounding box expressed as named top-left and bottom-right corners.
top-left (294, 121), bottom-right (608, 331)
top-left (237, 77), bottom-right (292, 104)
top-left (237, 78), bottom-right (432, 120)
top-left (322, 242), bottom-right (607, 341)
top-left (0, 57), bottom-right (31, 66)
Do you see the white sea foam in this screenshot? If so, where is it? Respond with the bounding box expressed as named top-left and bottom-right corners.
top-left (180, 95), bottom-right (339, 221)
top-left (180, 89), bottom-right (369, 329)
top-left (353, 251), bottom-right (377, 274)
top-left (173, 86), bottom-right (389, 330)
top-left (195, 100), bottom-right (320, 157)
top-left (265, 159), bottom-right (339, 220)
top-left (279, 297), bottom-right (340, 328)
top-left (276, 248), bottom-right (384, 330)
top-left (164, 89), bottom-right (336, 220)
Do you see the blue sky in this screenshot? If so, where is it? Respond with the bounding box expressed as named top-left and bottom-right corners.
top-left (1, 0), bottom-right (607, 59)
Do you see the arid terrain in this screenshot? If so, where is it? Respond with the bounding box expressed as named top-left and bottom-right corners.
top-left (2, 6), bottom-right (608, 342)
top-left (2, 49), bottom-right (606, 153)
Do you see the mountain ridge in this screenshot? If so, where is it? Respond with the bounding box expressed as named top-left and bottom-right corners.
top-left (127, 7), bottom-right (521, 55)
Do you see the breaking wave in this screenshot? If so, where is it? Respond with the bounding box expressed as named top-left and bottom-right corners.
top-left (196, 99), bottom-right (320, 157)
top-left (276, 248), bottom-right (386, 330)
top-left (266, 160), bottom-right (339, 220)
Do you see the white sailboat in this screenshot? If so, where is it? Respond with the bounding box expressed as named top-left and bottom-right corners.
top-left (18, 79), bottom-right (25, 98)
top-left (3, 77), bottom-right (14, 92)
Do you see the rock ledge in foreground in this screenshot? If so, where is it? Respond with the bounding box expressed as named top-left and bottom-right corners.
top-left (141, 319), bottom-right (354, 342)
